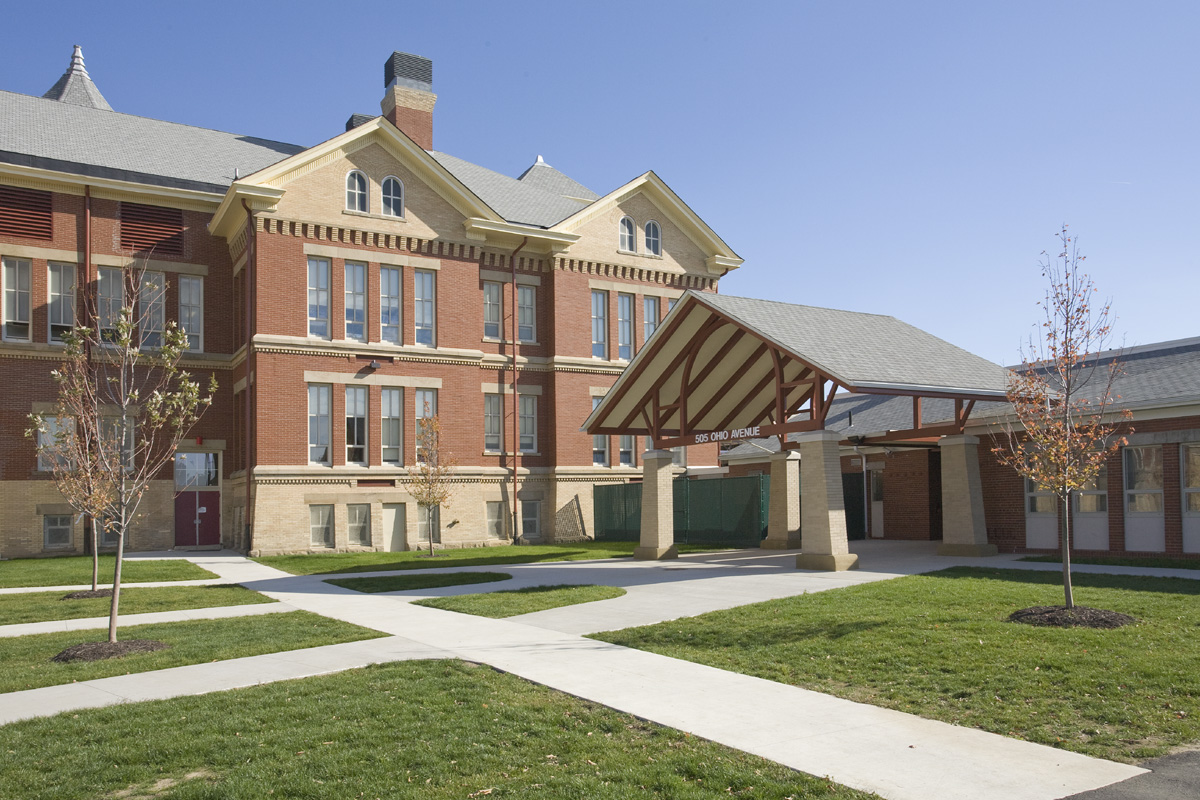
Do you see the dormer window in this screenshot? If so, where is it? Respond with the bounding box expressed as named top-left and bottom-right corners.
top-left (382, 176), bottom-right (404, 217)
top-left (645, 220), bottom-right (662, 256)
top-left (619, 216), bottom-right (636, 252)
top-left (346, 171), bottom-right (368, 212)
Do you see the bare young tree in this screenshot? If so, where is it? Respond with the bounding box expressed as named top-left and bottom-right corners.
top-left (28, 265), bottom-right (215, 643)
top-left (408, 406), bottom-right (456, 557)
top-left (994, 226), bottom-right (1130, 609)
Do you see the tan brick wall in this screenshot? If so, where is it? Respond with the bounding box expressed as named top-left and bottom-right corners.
top-left (566, 192), bottom-right (709, 277)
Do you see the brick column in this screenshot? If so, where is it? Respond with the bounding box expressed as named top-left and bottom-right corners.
top-left (938, 434), bottom-right (998, 556)
top-left (635, 449), bottom-right (678, 560)
top-left (795, 430), bottom-right (858, 571)
top-left (762, 450), bottom-right (801, 549)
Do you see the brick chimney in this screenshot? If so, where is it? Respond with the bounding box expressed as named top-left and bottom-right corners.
top-left (381, 51), bottom-right (436, 150)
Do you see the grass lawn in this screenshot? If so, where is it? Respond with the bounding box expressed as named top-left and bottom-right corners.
top-left (0, 555), bottom-right (216, 588)
top-left (0, 660), bottom-right (877, 800)
top-left (1022, 554), bottom-right (1200, 571)
top-left (257, 541), bottom-right (733, 576)
top-left (416, 584), bottom-right (626, 618)
top-left (0, 584), bottom-right (274, 626)
top-left (0, 611), bottom-right (383, 694)
top-left (595, 567), bottom-right (1200, 763)
top-left (326, 572), bottom-right (512, 593)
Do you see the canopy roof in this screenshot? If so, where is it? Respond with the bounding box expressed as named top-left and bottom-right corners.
top-left (583, 292), bottom-right (1009, 448)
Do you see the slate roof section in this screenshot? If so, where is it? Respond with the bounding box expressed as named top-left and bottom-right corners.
top-left (518, 156), bottom-right (599, 201)
top-left (0, 90), bottom-right (304, 193)
top-left (429, 150), bottom-right (594, 227)
top-left (695, 293), bottom-right (1010, 396)
top-left (42, 46), bottom-right (111, 111)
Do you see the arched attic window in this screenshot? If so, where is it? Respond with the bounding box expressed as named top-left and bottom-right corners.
top-left (645, 220), bottom-right (662, 256)
top-left (346, 170), bottom-right (368, 212)
top-left (619, 216), bottom-right (636, 252)
top-left (382, 176), bottom-right (404, 217)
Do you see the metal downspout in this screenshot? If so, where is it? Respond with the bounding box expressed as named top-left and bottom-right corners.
top-left (241, 199), bottom-right (255, 552)
top-left (509, 237), bottom-right (528, 543)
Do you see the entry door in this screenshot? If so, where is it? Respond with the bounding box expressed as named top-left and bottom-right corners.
top-left (869, 470), bottom-right (885, 538)
top-left (382, 503), bottom-right (407, 552)
top-left (174, 452), bottom-right (221, 547)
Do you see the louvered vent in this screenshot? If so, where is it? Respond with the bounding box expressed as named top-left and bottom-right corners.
top-left (119, 203), bottom-right (184, 256)
top-left (0, 186), bottom-right (53, 240)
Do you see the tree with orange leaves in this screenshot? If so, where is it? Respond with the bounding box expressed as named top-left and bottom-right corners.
top-left (995, 226), bottom-right (1130, 609)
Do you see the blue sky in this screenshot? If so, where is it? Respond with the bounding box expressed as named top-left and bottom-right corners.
top-left (5, 1), bottom-right (1196, 365)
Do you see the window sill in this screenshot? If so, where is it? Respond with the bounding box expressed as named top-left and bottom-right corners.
top-left (342, 209), bottom-right (406, 223)
top-left (482, 337), bottom-right (541, 347)
top-left (617, 250), bottom-right (663, 261)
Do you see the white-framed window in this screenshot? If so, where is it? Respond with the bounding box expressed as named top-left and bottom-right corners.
top-left (37, 416), bottom-right (72, 472)
top-left (592, 397), bottom-right (607, 466)
top-left (519, 395), bottom-right (537, 453)
top-left (619, 216), bottom-right (635, 252)
top-left (174, 452), bottom-right (219, 489)
top-left (382, 176), bottom-right (404, 218)
top-left (380, 266), bottom-right (401, 344)
top-left (521, 500), bottom-right (541, 539)
top-left (44, 514), bottom-right (73, 549)
top-left (418, 505), bottom-right (439, 543)
top-left (382, 387), bottom-right (403, 465)
top-left (48, 263), bottom-right (75, 344)
top-left (345, 386), bottom-right (367, 465)
top-left (2, 257), bottom-right (31, 341)
top-left (1185, 444), bottom-right (1200, 514)
top-left (645, 220), bottom-right (662, 256)
top-left (415, 388), bottom-right (437, 461)
top-left (139, 271), bottom-right (165, 349)
top-left (414, 269), bottom-right (435, 346)
top-left (484, 393), bottom-right (502, 452)
top-left (1125, 446), bottom-right (1163, 513)
top-left (643, 296), bottom-right (660, 345)
top-left (98, 267), bottom-right (122, 341)
top-left (517, 285), bottom-right (535, 342)
top-left (308, 384), bottom-right (331, 465)
top-left (348, 503), bottom-right (371, 546)
top-left (1074, 463), bottom-right (1108, 513)
top-left (179, 275), bottom-right (203, 351)
top-left (617, 293), bottom-right (633, 360)
top-left (1025, 478), bottom-right (1056, 514)
top-left (672, 446), bottom-right (687, 467)
top-left (308, 257), bottom-right (330, 338)
top-left (344, 262), bottom-right (366, 342)
top-left (486, 500), bottom-right (507, 540)
top-left (667, 297), bottom-right (677, 313)
top-left (99, 417), bottom-right (136, 472)
top-left (346, 170), bottom-right (368, 213)
top-left (483, 281), bottom-right (502, 339)
top-left (310, 504), bottom-right (334, 547)
top-left (591, 290), bottom-right (607, 358)
top-left (619, 435), bottom-right (635, 466)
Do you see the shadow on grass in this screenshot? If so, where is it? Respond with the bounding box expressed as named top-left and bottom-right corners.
top-left (922, 566), bottom-right (1200, 597)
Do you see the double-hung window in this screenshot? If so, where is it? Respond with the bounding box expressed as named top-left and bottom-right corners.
top-left (308, 257), bottom-right (330, 338)
top-left (382, 177), bottom-right (404, 217)
top-left (345, 262), bottom-right (366, 342)
top-left (1025, 478), bottom-right (1056, 514)
top-left (645, 221), bottom-right (662, 256)
top-left (617, 293), bottom-right (633, 360)
top-left (345, 386), bottom-right (367, 465)
top-left (521, 500), bottom-right (541, 539)
top-left (415, 388), bottom-right (437, 461)
top-left (348, 504), bottom-right (371, 546)
top-left (1125, 446), bottom-right (1163, 512)
top-left (1075, 464), bottom-right (1108, 513)
top-left (179, 275), bottom-right (203, 351)
top-left (44, 515), bottom-right (73, 549)
top-left (486, 501), bottom-right (506, 540)
top-left (1186, 445), bottom-right (1200, 514)
top-left (484, 394), bottom-right (502, 452)
top-left (346, 171), bottom-right (368, 212)
top-left (380, 267), bottom-right (401, 344)
top-left (619, 435), bottom-right (635, 466)
top-left (517, 285), bottom-right (536, 342)
top-left (2, 257), bottom-right (31, 341)
top-left (483, 281), bottom-right (502, 339)
top-left (591, 290), bottom-right (607, 358)
top-left (310, 505), bottom-right (334, 547)
top-left (643, 296), bottom-right (660, 345)
top-left (414, 269), bottom-right (435, 346)
top-left (37, 416), bottom-right (72, 472)
top-left (48, 263), bottom-right (75, 344)
top-left (381, 388), bottom-right (403, 464)
top-left (97, 267), bottom-right (122, 341)
top-left (519, 396), bottom-right (537, 453)
top-left (308, 384), bottom-right (331, 465)
top-left (619, 216), bottom-right (635, 252)
top-left (139, 271), bottom-right (165, 349)
top-left (592, 397), bottom-right (607, 466)
top-left (100, 417), bottom-right (135, 472)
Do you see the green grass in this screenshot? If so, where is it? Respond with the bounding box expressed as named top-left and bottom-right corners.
top-left (0, 660), bottom-right (877, 800)
top-left (0, 611), bottom-right (383, 694)
top-left (0, 555), bottom-right (216, 588)
top-left (1022, 554), bottom-right (1200, 571)
top-left (0, 584), bottom-right (274, 626)
top-left (416, 584), bottom-right (627, 618)
top-left (595, 567), bottom-right (1200, 763)
top-left (256, 541), bottom-right (733, 576)
top-left (326, 571), bottom-right (512, 593)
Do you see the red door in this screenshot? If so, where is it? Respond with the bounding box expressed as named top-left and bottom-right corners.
top-left (174, 491), bottom-right (221, 546)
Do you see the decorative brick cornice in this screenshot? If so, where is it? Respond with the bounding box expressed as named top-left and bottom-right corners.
top-left (553, 256), bottom-right (716, 291)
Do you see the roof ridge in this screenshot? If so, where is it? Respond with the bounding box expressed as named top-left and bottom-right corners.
top-left (703, 292), bottom-right (900, 321)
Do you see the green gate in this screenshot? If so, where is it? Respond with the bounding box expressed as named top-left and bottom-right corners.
top-left (593, 474), bottom-right (770, 547)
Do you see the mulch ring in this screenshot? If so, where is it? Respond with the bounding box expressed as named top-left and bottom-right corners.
top-left (1009, 605), bottom-right (1137, 629)
top-left (51, 640), bottom-right (169, 663)
top-left (62, 589), bottom-right (114, 600)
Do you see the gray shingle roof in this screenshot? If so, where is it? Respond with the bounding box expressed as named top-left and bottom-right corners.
top-left (517, 156), bottom-right (599, 201)
top-left (697, 293), bottom-right (1009, 395)
top-left (42, 46), bottom-right (111, 111)
top-left (0, 90), bottom-right (304, 193)
top-left (430, 151), bottom-right (593, 227)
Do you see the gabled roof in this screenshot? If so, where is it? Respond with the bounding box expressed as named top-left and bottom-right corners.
top-left (42, 46), bottom-right (111, 111)
top-left (517, 155), bottom-right (599, 202)
top-left (431, 151), bottom-right (593, 227)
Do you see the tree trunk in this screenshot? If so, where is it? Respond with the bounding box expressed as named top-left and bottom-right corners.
top-left (1060, 489), bottom-right (1074, 609)
top-left (427, 505), bottom-right (435, 558)
top-left (107, 522), bottom-right (125, 642)
top-left (88, 515), bottom-right (99, 592)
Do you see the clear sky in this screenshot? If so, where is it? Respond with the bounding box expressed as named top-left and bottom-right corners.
top-left (4, 1), bottom-right (1196, 366)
